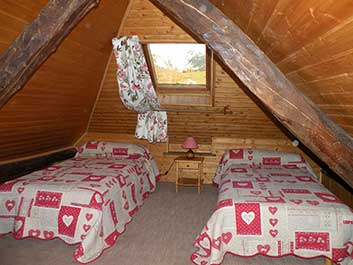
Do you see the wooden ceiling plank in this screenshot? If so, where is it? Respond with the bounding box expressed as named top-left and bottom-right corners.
top-left (278, 15), bottom-right (353, 72)
top-left (0, 0), bottom-right (101, 109)
top-left (151, 0), bottom-right (353, 187)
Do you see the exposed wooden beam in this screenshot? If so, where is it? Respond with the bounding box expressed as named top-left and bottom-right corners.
top-left (0, 0), bottom-right (100, 108)
top-left (151, 0), bottom-right (353, 187)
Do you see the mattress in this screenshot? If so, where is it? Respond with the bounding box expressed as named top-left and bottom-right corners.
top-left (191, 149), bottom-right (353, 265)
top-left (0, 142), bottom-right (160, 263)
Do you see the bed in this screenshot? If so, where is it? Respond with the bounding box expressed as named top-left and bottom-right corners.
top-left (0, 141), bottom-right (160, 263)
top-left (191, 149), bottom-right (353, 265)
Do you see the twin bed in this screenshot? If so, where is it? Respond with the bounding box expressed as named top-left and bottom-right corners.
top-left (0, 142), bottom-right (160, 263)
top-left (191, 149), bottom-right (353, 265)
top-left (1, 144), bottom-right (352, 264)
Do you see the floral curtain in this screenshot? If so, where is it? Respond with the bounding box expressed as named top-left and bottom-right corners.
top-left (112, 36), bottom-right (168, 143)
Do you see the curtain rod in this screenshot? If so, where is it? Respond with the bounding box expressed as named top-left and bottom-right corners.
top-left (159, 106), bottom-right (234, 114)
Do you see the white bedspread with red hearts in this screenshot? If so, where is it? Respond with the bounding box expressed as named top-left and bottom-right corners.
top-left (191, 149), bottom-right (353, 265)
top-left (0, 142), bottom-right (160, 263)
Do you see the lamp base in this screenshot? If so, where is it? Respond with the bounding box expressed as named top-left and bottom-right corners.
top-left (186, 149), bottom-right (195, 159)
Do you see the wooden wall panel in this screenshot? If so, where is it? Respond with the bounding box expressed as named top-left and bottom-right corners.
top-left (0, 0), bottom-right (129, 162)
top-left (89, 0), bottom-right (286, 145)
top-left (87, 0), bottom-right (352, 203)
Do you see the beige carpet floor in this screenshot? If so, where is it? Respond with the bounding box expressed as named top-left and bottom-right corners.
top-left (0, 183), bottom-right (323, 265)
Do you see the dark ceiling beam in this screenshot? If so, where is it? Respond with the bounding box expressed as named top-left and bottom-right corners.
top-left (0, 0), bottom-right (100, 108)
top-left (151, 0), bottom-right (353, 187)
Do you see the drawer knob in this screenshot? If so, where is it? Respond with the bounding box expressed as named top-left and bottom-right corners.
top-left (186, 164), bottom-right (190, 167)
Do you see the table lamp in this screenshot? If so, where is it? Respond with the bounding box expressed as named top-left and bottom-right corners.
top-left (182, 136), bottom-right (199, 159)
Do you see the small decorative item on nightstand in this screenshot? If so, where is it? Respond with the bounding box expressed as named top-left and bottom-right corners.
top-left (182, 136), bottom-right (199, 159)
top-left (175, 156), bottom-right (204, 194)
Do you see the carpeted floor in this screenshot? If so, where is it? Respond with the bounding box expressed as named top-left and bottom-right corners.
top-left (0, 183), bottom-right (323, 265)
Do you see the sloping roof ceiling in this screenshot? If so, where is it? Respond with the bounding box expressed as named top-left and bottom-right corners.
top-left (210, 0), bottom-right (353, 136)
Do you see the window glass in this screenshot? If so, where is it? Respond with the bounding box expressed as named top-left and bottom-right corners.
top-left (149, 43), bottom-right (206, 86)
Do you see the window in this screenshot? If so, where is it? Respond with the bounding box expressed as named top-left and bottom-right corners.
top-left (144, 43), bottom-right (214, 106)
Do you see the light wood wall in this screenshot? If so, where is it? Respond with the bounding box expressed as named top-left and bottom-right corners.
top-left (87, 0), bottom-right (352, 206)
top-left (89, 0), bottom-right (287, 144)
top-left (0, 0), bottom-right (129, 162)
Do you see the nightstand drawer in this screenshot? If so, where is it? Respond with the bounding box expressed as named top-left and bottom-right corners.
top-left (177, 161), bottom-right (200, 169)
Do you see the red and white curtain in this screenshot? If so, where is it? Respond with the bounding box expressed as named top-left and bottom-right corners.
top-left (112, 36), bottom-right (168, 143)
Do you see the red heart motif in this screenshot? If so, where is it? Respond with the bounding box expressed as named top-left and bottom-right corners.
top-left (219, 188), bottom-right (229, 194)
top-left (221, 232), bottom-right (232, 244)
top-left (237, 182), bottom-right (250, 187)
top-left (14, 219), bottom-right (24, 233)
top-left (269, 218), bottom-right (278, 227)
top-left (306, 200), bottom-right (319, 206)
top-left (290, 199), bottom-right (303, 205)
top-left (85, 213), bottom-right (93, 221)
top-left (250, 191), bottom-right (261, 195)
top-left (5, 200), bottom-right (15, 212)
top-left (196, 233), bottom-right (212, 257)
top-left (257, 244), bottom-right (270, 254)
top-left (83, 224), bottom-right (91, 232)
top-left (248, 156), bottom-right (253, 160)
top-left (44, 230), bottom-right (54, 239)
top-left (268, 206), bottom-right (278, 215)
top-left (17, 187), bottom-right (24, 194)
top-left (248, 150), bottom-right (254, 154)
top-left (212, 237), bottom-right (221, 250)
top-left (29, 229), bottom-right (40, 238)
top-left (269, 229), bottom-right (278, 238)
top-left (190, 253), bottom-right (198, 262)
top-left (74, 245), bottom-right (84, 259)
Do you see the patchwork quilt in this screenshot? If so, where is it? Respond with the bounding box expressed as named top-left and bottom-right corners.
top-left (191, 149), bottom-right (353, 265)
top-left (0, 142), bottom-right (160, 263)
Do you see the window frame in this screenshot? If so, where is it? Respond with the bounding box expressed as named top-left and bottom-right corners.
top-left (143, 43), bottom-right (214, 94)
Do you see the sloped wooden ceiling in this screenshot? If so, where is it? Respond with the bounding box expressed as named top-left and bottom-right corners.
top-left (0, 0), bottom-right (129, 162)
top-left (210, 0), bottom-right (353, 136)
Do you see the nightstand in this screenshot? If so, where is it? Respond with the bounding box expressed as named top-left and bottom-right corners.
top-left (175, 156), bottom-right (204, 194)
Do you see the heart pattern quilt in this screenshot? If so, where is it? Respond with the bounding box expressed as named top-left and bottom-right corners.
top-left (0, 142), bottom-right (160, 263)
top-left (191, 149), bottom-right (353, 265)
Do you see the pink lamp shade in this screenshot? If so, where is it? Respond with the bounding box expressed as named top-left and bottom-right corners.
top-left (182, 136), bottom-right (199, 150)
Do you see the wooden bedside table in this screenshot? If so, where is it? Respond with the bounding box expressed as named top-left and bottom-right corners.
top-left (175, 156), bottom-right (204, 194)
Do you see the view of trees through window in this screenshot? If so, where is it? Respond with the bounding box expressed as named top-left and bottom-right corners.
top-left (149, 43), bottom-right (206, 86)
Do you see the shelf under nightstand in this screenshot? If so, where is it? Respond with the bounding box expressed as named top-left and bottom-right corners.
top-left (175, 156), bottom-right (204, 194)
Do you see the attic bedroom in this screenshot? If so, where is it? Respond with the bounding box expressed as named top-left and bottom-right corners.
top-left (0, 0), bottom-right (352, 265)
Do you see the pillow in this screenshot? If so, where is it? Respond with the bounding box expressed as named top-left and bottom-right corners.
top-left (76, 141), bottom-right (150, 159)
top-left (221, 149), bottom-right (308, 166)
top-left (214, 149), bottom-right (316, 185)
